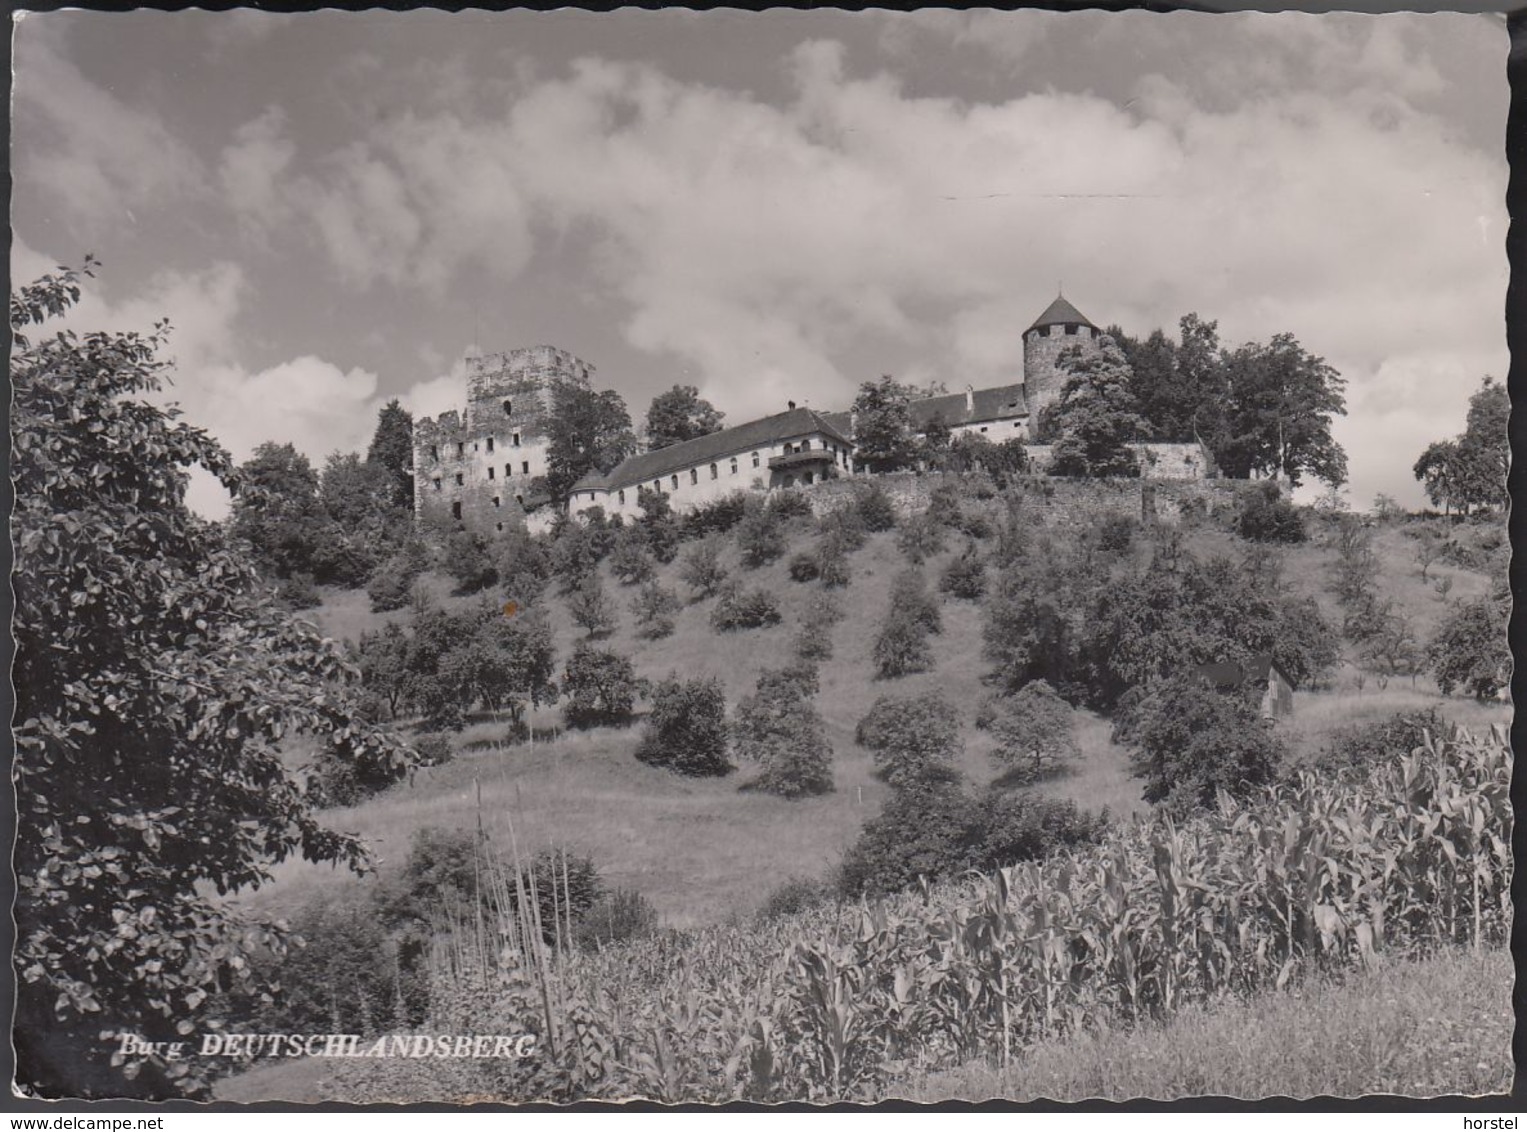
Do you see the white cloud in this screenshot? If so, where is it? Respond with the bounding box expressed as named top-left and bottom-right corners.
top-left (219, 107), bottom-right (298, 234)
top-left (12, 18), bottom-right (205, 223)
top-left (12, 237), bottom-right (385, 519)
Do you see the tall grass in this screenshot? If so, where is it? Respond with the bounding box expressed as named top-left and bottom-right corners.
top-left (323, 723), bottom-right (1509, 1103)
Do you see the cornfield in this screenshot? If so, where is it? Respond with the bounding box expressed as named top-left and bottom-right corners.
top-left (330, 724), bottom-right (1510, 1103)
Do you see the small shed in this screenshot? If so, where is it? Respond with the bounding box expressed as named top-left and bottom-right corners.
top-left (1191, 653), bottom-right (1295, 719)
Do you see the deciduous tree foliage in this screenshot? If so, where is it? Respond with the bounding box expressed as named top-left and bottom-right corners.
top-left (1413, 378), bottom-right (1508, 514)
top-left (644, 384), bottom-right (725, 451)
top-left (850, 375), bottom-right (920, 473)
top-left (1047, 337), bottom-right (1146, 478)
top-left (545, 381), bottom-right (637, 504)
top-left (1220, 333), bottom-right (1348, 488)
top-left (11, 263), bottom-right (413, 1098)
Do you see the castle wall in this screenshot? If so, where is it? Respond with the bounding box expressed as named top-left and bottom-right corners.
top-left (1025, 442), bottom-right (1213, 481)
top-left (412, 346), bottom-right (593, 535)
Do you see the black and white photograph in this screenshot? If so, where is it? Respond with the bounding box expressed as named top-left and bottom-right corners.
top-left (8, 6), bottom-right (1514, 1107)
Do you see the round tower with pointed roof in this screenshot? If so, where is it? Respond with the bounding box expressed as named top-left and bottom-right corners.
top-left (1023, 294), bottom-right (1102, 441)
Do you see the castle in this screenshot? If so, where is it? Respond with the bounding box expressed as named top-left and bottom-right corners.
top-left (411, 296), bottom-right (1211, 533)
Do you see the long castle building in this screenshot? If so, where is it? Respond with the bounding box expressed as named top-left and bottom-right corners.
top-left (411, 296), bottom-right (1210, 532)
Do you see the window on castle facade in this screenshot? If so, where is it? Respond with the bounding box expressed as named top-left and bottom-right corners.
top-left (801, 439), bottom-right (810, 451)
top-left (709, 463), bottom-right (718, 480)
top-left (512, 433), bottom-right (521, 447)
top-left (455, 473), bottom-right (464, 486)
top-left (503, 400), bottom-right (512, 416)
top-left (752, 451), bottom-right (760, 467)
top-left (488, 467), bottom-right (495, 480)
top-left (1065, 323), bottom-right (1078, 336)
top-left (493, 497), bottom-right (501, 509)
top-left (430, 444), bottom-right (438, 461)
top-left (1038, 326), bottom-right (1050, 338)
top-left (671, 474), bottom-right (679, 490)
top-left (730, 458), bottom-right (738, 475)
top-left (456, 443), bottom-right (465, 458)
top-left (618, 489), bottom-right (626, 505)
top-left (487, 437), bottom-right (495, 453)
top-left (690, 468), bottom-right (699, 485)
top-left (451, 501), bottom-right (462, 521)
top-left (522, 461), bottom-right (530, 475)
top-left (433, 478), bottom-right (441, 492)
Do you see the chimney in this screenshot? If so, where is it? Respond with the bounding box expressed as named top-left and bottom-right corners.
top-left (788, 400), bottom-right (796, 410)
top-left (965, 385), bottom-right (974, 413)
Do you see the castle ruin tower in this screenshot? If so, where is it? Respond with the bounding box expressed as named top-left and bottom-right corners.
top-left (1022, 294), bottom-right (1102, 441)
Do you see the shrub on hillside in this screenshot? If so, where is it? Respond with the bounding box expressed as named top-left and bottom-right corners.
top-left (368, 550), bottom-right (426, 612)
top-left (608, 526), bottom-right (656, 586)
top-left (711, 582), bottom-right (783, 631)
top-left (1095, 511), bottom-right (1137, 554)
top-left (737, 503), bottom-right (786, 569)
top-left (1237, 482), bottom-right (1307, 544)
top-left (889, 569), bottom-right (941, 635)
top-left (817, 505), bottom-right (868, 551)
top-left (838, 779), bottom-right (975, 898)
top-left (759, 877), bottom-right (835, 922)
top-left (562, 643), bottom-right (643, 729)
top-left (444, 529), bottom-right (499, 594)
top-left (679, 492), bottom-right (750, 540)
top-left (1428, 596), bottom-right (1510, 700)
top-left (1315, 708), bottom-right (1448, 775)
top-left (769, 489), bottom-right (815, 520)
top-left (988, 680), bottom-right (1079, 783)
top-left (636, 487), bottom-right (681, 564)
top-left (574, 888), bottom-right (660, 950)
top-left (550, 523), bottom-right (601, 593)
top-left (1123, 676), bottom-right (1286, 817)
top-left (276, 571), bottom-right (321, 611)
top-left (872, 611), bottom-right (933, 679)
top-left (680, 538), bottom-right (729, 601)
top-left (855, 482), bottom-right (898, 532)
top-left (895, 512), bottom-right (946, 564)
top-left (855, 692), bottom-right (962, 788)
top-left (631, 581), bottom-right (681, 640)
top-left (818, 534), bottom-right (852, 588)
top-left (636, 676), bottom-right (732, 777)
top-left (734, 666), bottom-right (834, 799)
top-left (568, 574), bottom-right (619, 638)
top-left (939, 546), bottom-right (986, 601)
top-left (414, 733), bottom-right (455, 767)
top-left (969, 788), bottom-right (1110, 872)
top-left (788, 552), bottom-right (820, 583)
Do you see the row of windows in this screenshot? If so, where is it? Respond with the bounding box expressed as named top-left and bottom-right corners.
top-left (432, 460), bottom-right (533, 491)
top-left (590, 438), bottom-right (850, 507)
top-left (428, 433), bottom-right (523, 462)
top-left (1031, 323), bottom-right (1090, 340)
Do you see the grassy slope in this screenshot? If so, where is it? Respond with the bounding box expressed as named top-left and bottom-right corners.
top-left (908, 944), bottom-right (1513, 1101)
top-left (246, 511), bottom-right (1506, 929)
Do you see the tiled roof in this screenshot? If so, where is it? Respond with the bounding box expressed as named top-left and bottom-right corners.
top-left (818, 385), bottom-right (1028, 438)
top-left (1026, 295), bottom-right (1097, 333)
top-left (909, 384), bottom-right (1027, 429)
top-left (573, 406), bottom-right (852, 492)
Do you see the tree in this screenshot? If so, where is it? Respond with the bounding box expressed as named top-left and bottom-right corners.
top-left (1123, 676), bottom-right (1285, 817)
top-left (230, 441), bottom-right (328, 579)
top-left (568, 574), bottom-right (618, 638)
top-left (988, 680), bottom-right (1079, 782)
top-left (1047, 337), bottom-right (1146, 478)
top-left (11, 262), bottom-right (412, 1098)
top-left (1220, 333), bottom-right (1347, 487)
top-left (1428, 596), bottom-right (1510, 700)
top-left (1236, 480), bottom-right (1307, 543)
top-left (365, 398), bottom-right (415, 508)
top-left (635, 677), bottom-right (732, 776)
top-left (850, 375), bottom-right (920, 473)
top-left (562, 643), bottom-right (642, 728)
top-left (736, 500), bottom-right (786, 568)
top-left (608, 525), bottom-right (656, 586)
top-left (631, 581), bottom-right (681, 640)
top-left (733, 666), bottom-right (834, 798)
top-left (680, 537), bottom-right (729, 600)
top-left (544, 382), bottom-right (637, 504)
top-left (855, 692), bottom-right (962, 788)
top-left (644, 384), bottom-right (725, 451)
top-left (1412, 378), bottom-right (1509, 515)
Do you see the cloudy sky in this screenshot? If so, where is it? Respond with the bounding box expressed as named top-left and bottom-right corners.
top-left (11, 9), bottom-right (1508, 516)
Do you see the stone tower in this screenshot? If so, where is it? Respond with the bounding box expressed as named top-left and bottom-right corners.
top-left (1022, 294), bottom-right (1102, 441)
top-left (413, 346), bottom-right (595, 533)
